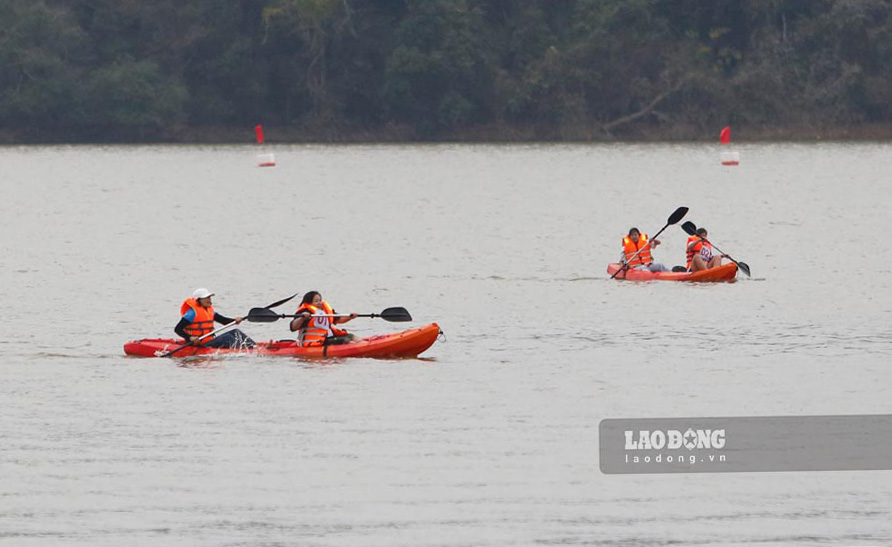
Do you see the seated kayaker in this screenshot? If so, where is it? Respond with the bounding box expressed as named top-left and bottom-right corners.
top-left (289, 291), bottom-right (358, 346)
top-left (686, 227), bottom-right (726, 271)
top-left (621, 227), bottom-right (669, 272)
top-left (174, 288), bottom-right (255, 348)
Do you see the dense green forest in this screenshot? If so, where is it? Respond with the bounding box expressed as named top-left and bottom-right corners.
top-left (3, 0), bottom-right (892, 142)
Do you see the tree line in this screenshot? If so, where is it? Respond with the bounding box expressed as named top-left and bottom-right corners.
top-left (2, 0), bottom-right (892, 142)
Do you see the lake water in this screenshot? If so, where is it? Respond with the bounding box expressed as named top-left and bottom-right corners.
top-left (1, 143), bottom-right (891, 546)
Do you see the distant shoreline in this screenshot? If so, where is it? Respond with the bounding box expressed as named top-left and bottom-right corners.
top-left (4, 122), bottom-right (892, 145)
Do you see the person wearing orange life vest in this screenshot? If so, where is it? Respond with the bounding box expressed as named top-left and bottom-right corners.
top-left (621, 227), bottom-right (669, 272)
top-left (289, 291), bottom-right (358, 347)
top-left (174, 288), bottom-right (255, 348)
top-left (686, 227), bottom-right (726, 271)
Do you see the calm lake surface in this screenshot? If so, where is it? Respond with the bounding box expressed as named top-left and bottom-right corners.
top-left (1, 143), bottom-right (891, 546)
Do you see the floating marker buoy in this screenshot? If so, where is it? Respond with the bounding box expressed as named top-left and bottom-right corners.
top-left (254, 124), bottom-right (276, 167)
top-left (719, 126), bottom-right (739, 166)
top-left (256, 152), bottom-right (276, 167)
top-left (720, 150), bottom-right (740, 166)
top-left (720, 126), bottom-right (731, 145)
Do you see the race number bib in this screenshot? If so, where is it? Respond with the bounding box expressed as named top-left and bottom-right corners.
top-left (700, 245), bottom-right (713, 261)
top-left (312, 313), bottom-right (331, 330)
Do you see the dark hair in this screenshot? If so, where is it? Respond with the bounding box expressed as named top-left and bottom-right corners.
top-left (628, 227), bottom-right (640, 236)
top-left (697, 228), bottom-right (707, 236)
top-left (301, 291), bottom-right (320, 305)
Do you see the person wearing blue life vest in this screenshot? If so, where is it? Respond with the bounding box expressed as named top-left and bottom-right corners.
top-left (174, 288), bottom-right (255, 348)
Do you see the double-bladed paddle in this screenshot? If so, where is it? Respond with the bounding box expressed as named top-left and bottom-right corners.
top-left (610, 206), bottom-right (689, 279)
top-left (162, 293), bottom-right (300, 358)
top-left (245, 306), bottom-right (413, 323)
top-left (681, 221), bottom-right (751, 277)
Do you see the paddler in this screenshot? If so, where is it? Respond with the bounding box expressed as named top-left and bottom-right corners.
top-left (686, 227), bottom-right (726, 271)
top-left (175, 288), bottom-right (255, 348)
top-left (289, 291), bottom-right (358, 347)
top-left (621, 227), bottom-right (669, 272)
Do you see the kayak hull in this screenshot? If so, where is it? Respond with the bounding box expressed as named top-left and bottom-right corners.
top-left (124, 323), bottom-right (441, 359)
top-left (607, 263), bottom-right (738, 282)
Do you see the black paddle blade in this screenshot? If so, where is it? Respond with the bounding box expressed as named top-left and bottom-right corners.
top-left (246, 307), bottom-right (282, 323)
top-left (737, 262), bottom-right (752, 277)
top-left (379, 307), bottom-right (412, 322)
top-left (681, 221), bottom-right (697, 236)
top-left (667, 206), bottom-right (689, 225)
top-left (265, 293), bottom-right (298, 309)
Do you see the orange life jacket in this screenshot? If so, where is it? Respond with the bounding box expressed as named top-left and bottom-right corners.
top-left (180, 298), bottom-right (215, 341)
top-left (622, 234), bottom-right (653, 266)
top-left (296, 301), bottom-right (346, 347)
top-left (686, 236), bottom-right (713, 269)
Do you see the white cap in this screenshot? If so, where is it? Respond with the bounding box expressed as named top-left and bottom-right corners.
top-left (192, 288), bottom-right (214, 299)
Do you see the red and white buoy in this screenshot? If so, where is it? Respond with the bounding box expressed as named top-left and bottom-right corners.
top-left (254, 124), bottom-right (276, 167)
top-left (719, 126), bottom-right (739, 166)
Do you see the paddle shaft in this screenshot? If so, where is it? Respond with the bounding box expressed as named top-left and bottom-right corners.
top-left (280, 313), bottom-right (379, 319)
top-left (163, 321), bottom-right (239, 357)
top-left (194, 321), bottom-right (239, 341)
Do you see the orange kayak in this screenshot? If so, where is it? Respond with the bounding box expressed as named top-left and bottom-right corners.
top-left (124, 323), bottom-right (440, 359)
top-left (607, 263), bottom-right (738, 282)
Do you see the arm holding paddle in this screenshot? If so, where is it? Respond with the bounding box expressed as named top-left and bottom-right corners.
top-left (289, 312), bottom-right (310, 332)
top-left (334, 312), bottom-right (358, 324)
top-left (176, 313), bottom-right (245, 343)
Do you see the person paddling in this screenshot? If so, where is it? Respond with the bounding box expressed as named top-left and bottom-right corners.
top-left (686, 227), bottom-right (726, 271)
top-left (175, 288), bottom-right (255, 348)
top-left (621, 227), bottom-right (669, 272)
top-left (289, 291), bottom-right (358, 346)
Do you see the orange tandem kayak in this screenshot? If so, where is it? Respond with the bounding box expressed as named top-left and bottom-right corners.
top-left (124, 323), bottom-right (441, 359)
top-left (607, 262), bottom-right (738, 282)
